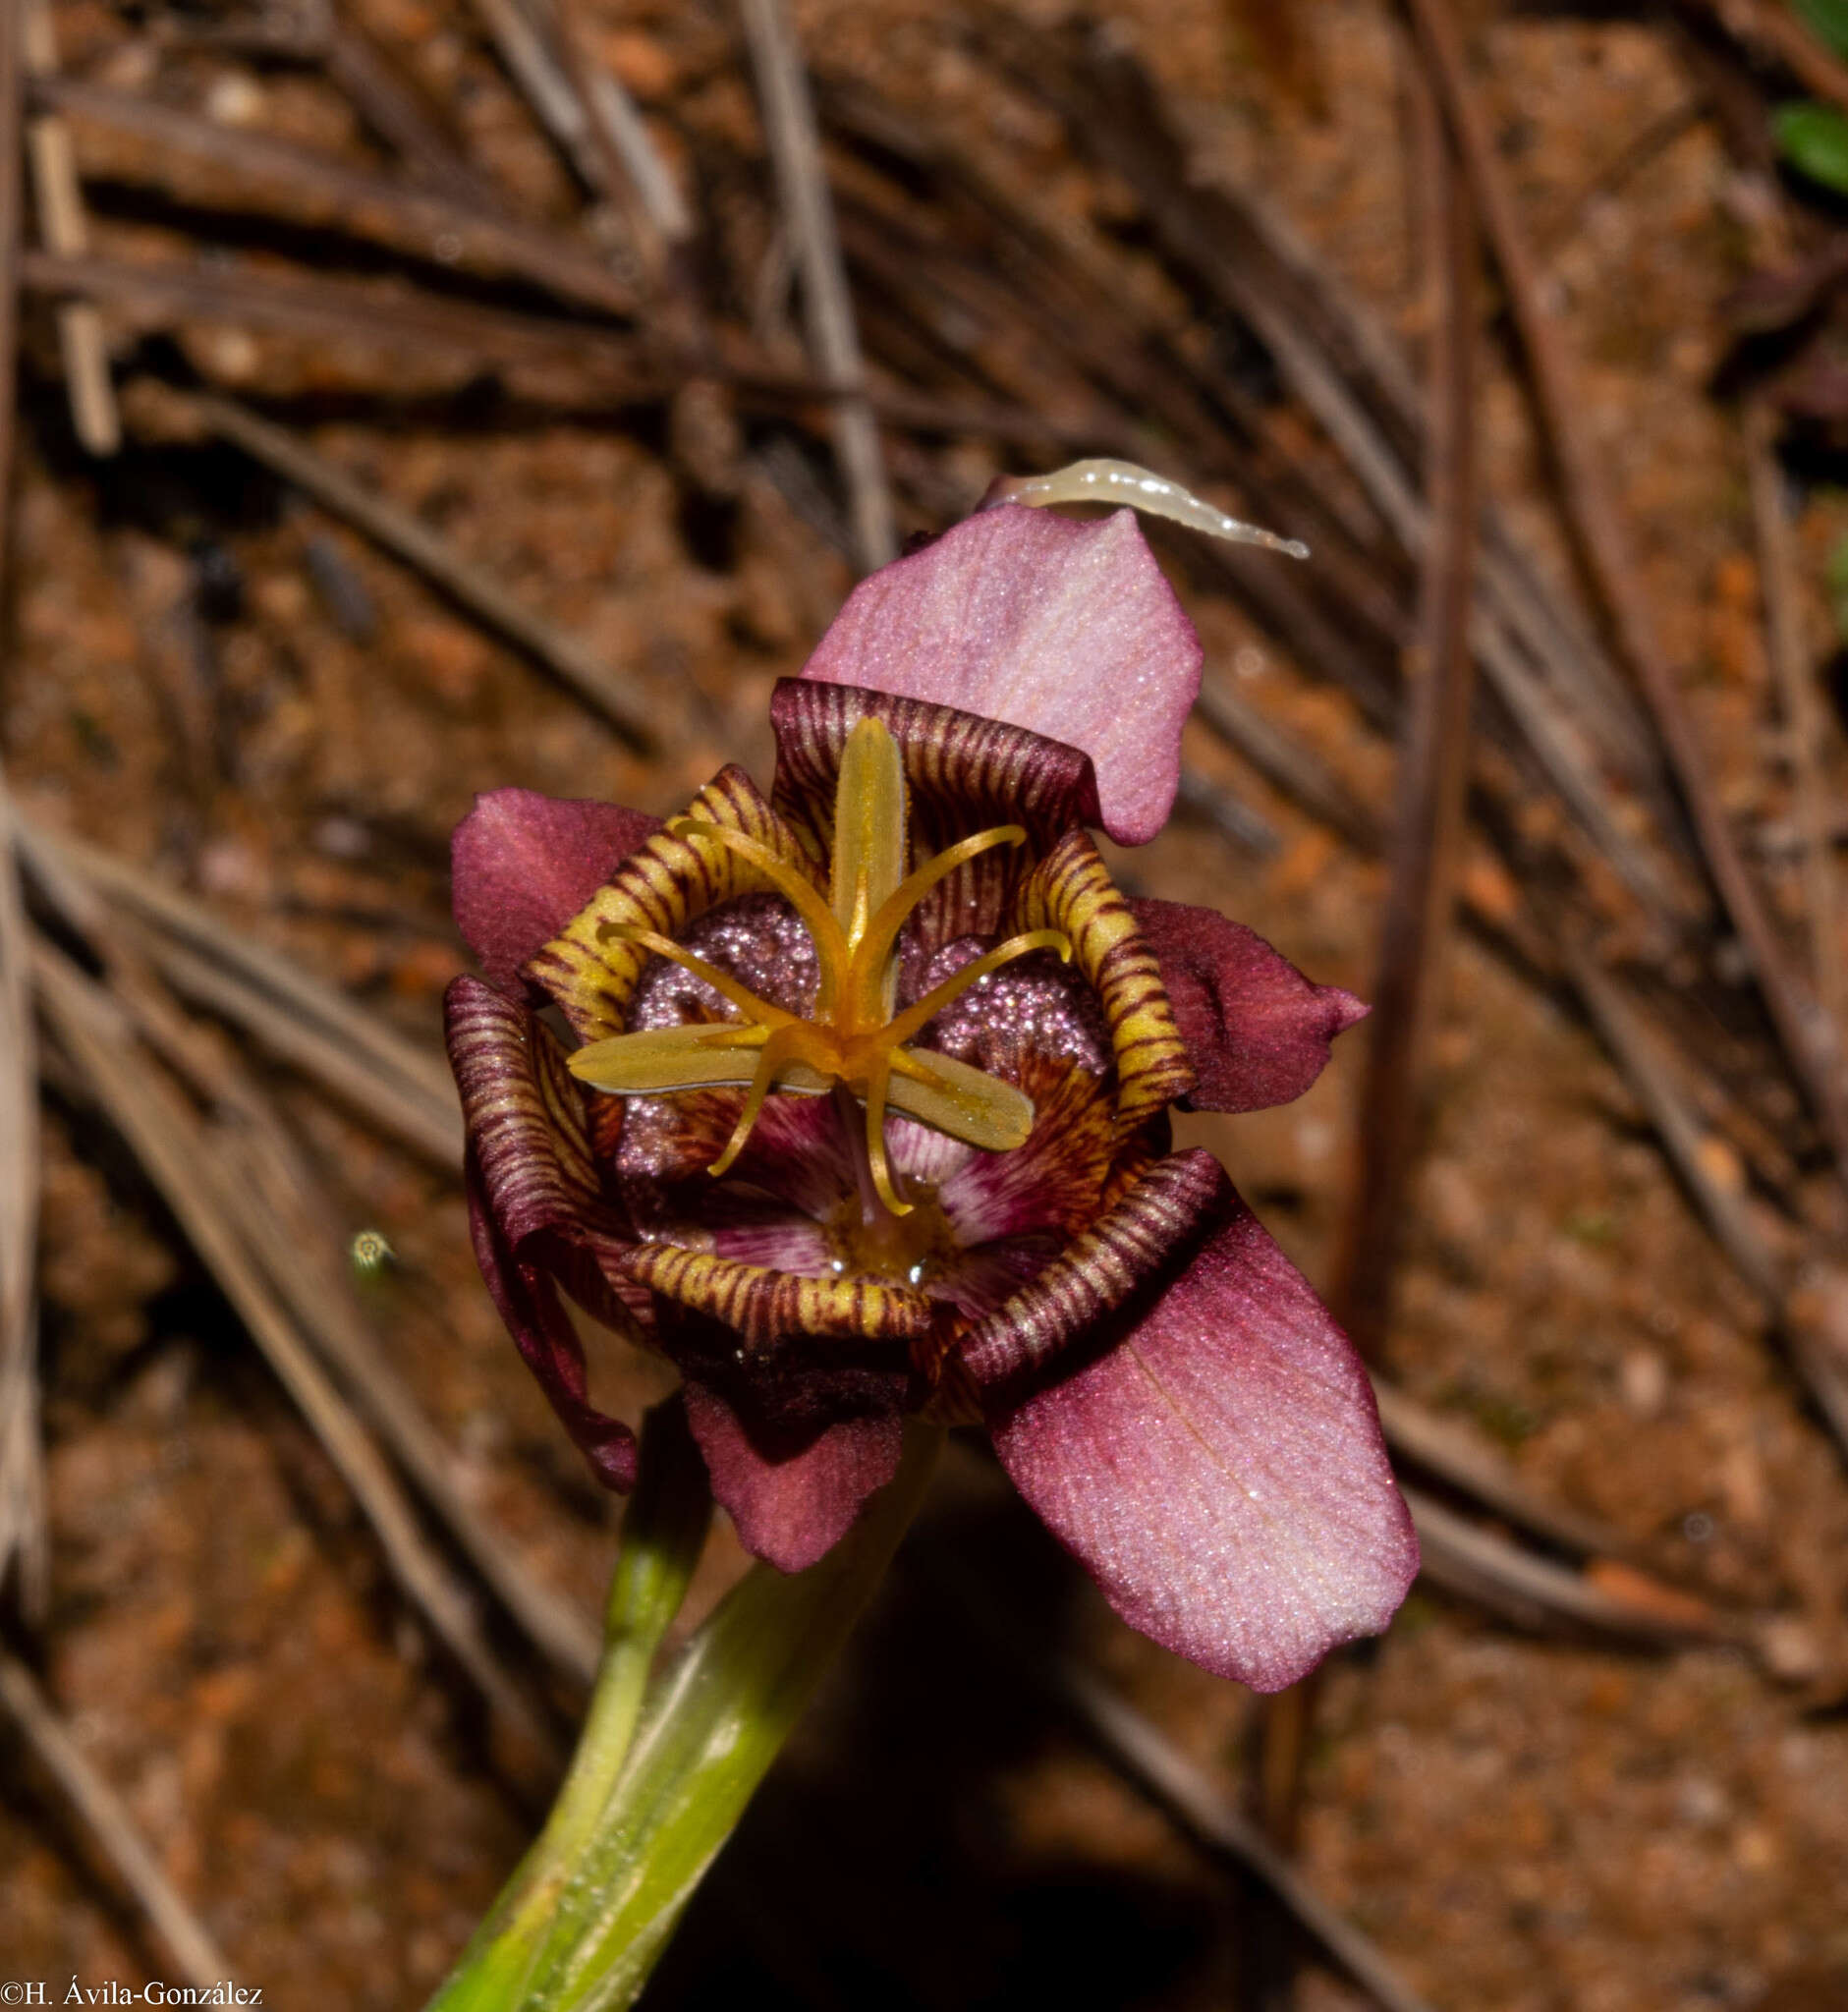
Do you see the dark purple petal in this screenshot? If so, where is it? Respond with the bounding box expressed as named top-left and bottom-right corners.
top-left (446, 975), bottom-right (604, 1238)
top-left (1131, 897), bottom-right (1368, 1115)
top-left (728, 1076), bottom-right (853, 1192)
top-left (797, 504), bottom-right (1201, 846)
top-left (448, 976), bottom-right (652, 1488)
top-left (444, 977), bottom-right (641, 1297)
top-left (452, 787), bottom-right (659, 994)
top-left (682, 1381), bottom-right (904, 1572)
top-left (985, 1171), bottom-right (1417, 1689)
top-left (466, 1154), bottom-right (637, 1491)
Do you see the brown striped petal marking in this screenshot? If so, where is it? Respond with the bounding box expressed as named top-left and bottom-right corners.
top-left (955, 1146), bottom-right (1225, 1387)
top-left (617, 1241), bottom-right (934, 1349)
top-left (1014, 829), bottom-right (1195, 1135)
top-left (935, 1051), bottom-right (1118, 1248)
top-left (770, 679), bottom-right (1100, 951)
top-left (446, 975), bottom-right (621, 1248)
top-left (524, 764), bottom-right (826, 1044)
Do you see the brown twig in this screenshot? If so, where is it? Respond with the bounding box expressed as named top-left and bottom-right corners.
top-left (28, 822), bottom-right (460, 1163)
top-left (18, 246), bottom-right (1093, 454)
top-left (1062, 1659), bottom-right (1437, 2012)
top-left (20, 0), bottom-right (118, 454)
top-left (1369, 1382), bottom-right (1635, 1561)
top-left (0, 1652), bottom-right (234, 1987)
top-left (20, 245), bottom-right (644, 377)
top-left (550, 0), bottom-right (693, 252)
top-left (0, 777), bottom-right (42, 1624)
top-left (1404, 1487), bottom-right (1733, 1645)
top-left (468, 0), bottom-right (604, 190)
top-left (154, 0), bottom-right (503, 214)
top-left (32, 76), bottom-right (637, 316)
top-left (22, 827), bottom-right (596, 1688)
top-left (166, 388), bottom-right (657, 751)
top-left (1202, 650), bottom-right (1848, 1478)
top-left (1405, 0), bottom-right (1848, 1185)
top-left (1745, 401), bottom-right (1845, 1040)
top-left (0, 0), bottom-right (44, 1626)
top-left (1559, 940), bottom-right (1848, 1466)
top-left (207, 1109), bottom-right (600, 1688)
top-left (1564, 939), bottom-right (1785, 1307)
top-left (1172, 765), bottom-right (1280, 858)
top-left (1677, 0), bottom-right (1848, 117)
top-left (32, 941), bottom-right (560, 1769)
top-left (1335, 52), bottom-right (1479, 1356)
top-left (1194, 676), bottom-right (1385, 854)
top-left (1567, 942), bottom-right (1848, 1458)
top-left (323, 5), bottom-right (505, 209)
top-left (120, 920), bottom-right (462, 1169)
top-left (462, 0), bottom-right (663, 294)
top-left (740, 0), bottom-right (895, 573)
top-left (1246, 75), bottom-right (1476, 2008)
top-left (960, 30), bottom-right (1688, 913)
top-left (1011, 31), bottom-right (1663, 770)
top-left (18, 830), bottom-right (597, 1681)
top-left (0, 0), bottom-right (19, 557)
top-left (1538, 94), bottom-right (1708, 263)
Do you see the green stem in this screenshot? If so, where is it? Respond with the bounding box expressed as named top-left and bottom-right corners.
top-left (551, 1419), bottom-right (943, 2009)
top-left (447, 1414), bottom-right (944, 2012)
top-left (427, 1397), bottom-right (712, 2012)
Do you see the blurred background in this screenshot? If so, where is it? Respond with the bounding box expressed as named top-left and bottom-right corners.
top-left (4, 0), bottom-right (1848, 2007)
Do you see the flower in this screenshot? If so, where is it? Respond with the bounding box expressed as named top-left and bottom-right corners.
top-left (445, 493), bottom-right (1417, 1690)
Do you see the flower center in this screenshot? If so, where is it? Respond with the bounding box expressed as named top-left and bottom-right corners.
top-left (825, 1181), bottom-right (955, 1285)
top-left (567, 718), bottom-right (1070, 1216)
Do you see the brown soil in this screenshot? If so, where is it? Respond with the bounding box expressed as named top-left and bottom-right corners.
top-left (6, 3), bottom-right (1848, 2010)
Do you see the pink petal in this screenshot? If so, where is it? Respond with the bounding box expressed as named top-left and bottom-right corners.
top-left (986, 1177), bottom-right (1417, 1689)
top-left (799, 504), bottom-right (1202, 846)
top-left (466, 1157), bottom-right (637, 1492)
top-left (709, 1215), bottom-right (834, 1272)
top-left (1132, 897), bottom-right (1368, 1115)
top-left (453, 787), bottom-right (659, 993)
top-left (682, 1382), bottom-right (904, 1573)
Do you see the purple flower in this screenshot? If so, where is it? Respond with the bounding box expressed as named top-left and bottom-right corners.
top-left (445, 501), bottom-right (1417, 1690)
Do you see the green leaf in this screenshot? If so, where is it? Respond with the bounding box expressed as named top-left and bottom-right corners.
top-left (1796, 0), bottom-right (1848, 63)
top-left (518, 1421), bottom-right (943, 2011)
top-left (426, 1398), bottom-right (713, 2012)
top-left (426, 1413), bottom-right (944, 2012)
top-left (1774, 101), bottom-right (1848, 196)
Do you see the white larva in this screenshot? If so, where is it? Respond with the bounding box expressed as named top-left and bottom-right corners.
top-left (994, 457), bottom-right (1310, 559)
